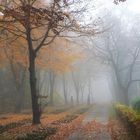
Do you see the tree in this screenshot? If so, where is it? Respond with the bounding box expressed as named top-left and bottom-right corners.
top-left (71, 69), bottom-right (85, 105)
top-left (62, 73), bottom-right (68, 105)
top-left (114, 0), bottom-right (126, 5)
top-left (0, 32), bottom-right (28, 112)
top-left (37, 38), bottom-right (82, 106)
top-left (93, 29), bottom-right (140, 105)
top-left (0, 0), bottom-right (79, 124)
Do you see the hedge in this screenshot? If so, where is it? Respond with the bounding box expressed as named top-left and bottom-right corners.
top-left (115, 104), bottom-right (140, 139)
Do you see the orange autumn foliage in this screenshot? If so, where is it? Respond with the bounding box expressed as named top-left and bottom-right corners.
top-left (37, 38), bottom-right (84, 74)
top-left (0, 0), bottom-right (83, 73)
top-left (0, 34), bottom-right (83, 74)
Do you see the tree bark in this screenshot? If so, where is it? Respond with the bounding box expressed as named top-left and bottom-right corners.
top-left (62, 74), bottom-right (68, 105)
top-left (112, 64), bottom-right (129, 105)
top-left (29, 48), bottom-right (41, 124)
top-left (71, 71), bottom-right (79, 104)
top-left (27, 27), bottom-right (41, 124)
top-left (49, 71), bottom-right (55, 106)
top-left (87, 93), bottom-right (90, 105)
top-left (114, 77), bottom-right (129, 105)
top-left (29, 58), bottom-right (40, 124)
top-left (118, 87), bottom-right (129, 105)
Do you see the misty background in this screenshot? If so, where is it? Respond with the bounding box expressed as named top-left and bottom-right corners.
top-left (0, 0), bottom-right (140, 113)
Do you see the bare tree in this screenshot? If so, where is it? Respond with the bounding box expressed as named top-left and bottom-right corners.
top-left (93, 30), bottom-right (140, 105)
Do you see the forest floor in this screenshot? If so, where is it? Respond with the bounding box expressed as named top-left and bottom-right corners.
top-left (0, 104), bottom-right (135, 140)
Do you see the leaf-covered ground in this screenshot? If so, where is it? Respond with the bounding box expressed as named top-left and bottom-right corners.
top-left (66, 104), bottom-right (135, 140)
top-left (0, 105), bottom-right (134, 140)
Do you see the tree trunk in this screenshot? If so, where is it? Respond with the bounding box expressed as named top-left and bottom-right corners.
top-left (80, 84), bottom-right (84, 104)
top-left (119, 88), bottom-right (129, 105)
top-left (81, 91), bottom-right (83, 103)
top-left (115, 84), bottom-right (129, 105)
top-left (49, 71), bottom-right (55, 106)
top-left (27, 28), bottom-right (41, 124)
top-left (71, 71), bottom-right (79, 105)
top-left (87, 93), bottom-right (90, 105)
top-left (29, 51), bottom-right (41, 124)
top-left (112, 66), bottom-right (129, 105)
top-left (71, 96), bottom-right (74, 106)
top-left (76, 92), bottom-right (79, 105)
top-left (50, 84), bottom-right (54, 105)
top-left (62, 74), bottom-right (68, 105)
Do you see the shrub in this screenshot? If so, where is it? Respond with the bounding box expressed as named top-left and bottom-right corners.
top-left (115, 104), bottom-right (140, 139)
top-left (131, 97), bottom-right (140, 113)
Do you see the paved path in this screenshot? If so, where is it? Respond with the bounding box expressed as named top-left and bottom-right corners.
top-left (66, 104), bottom-right (111, 140)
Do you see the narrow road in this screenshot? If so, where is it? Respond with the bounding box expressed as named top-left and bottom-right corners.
top-left (66, 104), bottom-right (111, 140)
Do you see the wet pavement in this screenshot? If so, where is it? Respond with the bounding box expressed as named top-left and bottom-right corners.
top-left (66, 104), bottom-right (111, 140)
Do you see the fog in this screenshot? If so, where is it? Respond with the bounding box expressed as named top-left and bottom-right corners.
top-left (0, 0), bottom-right (140, 109)
top-left (1, 0), bottom-right (140, 139)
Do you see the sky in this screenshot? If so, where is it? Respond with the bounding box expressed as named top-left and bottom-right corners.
top-left (126, 0), bottom-right (140, 13)
top-left (82, 0), bottom-right (140, 22)
top-left (96, 0), bottom-right (140, 13)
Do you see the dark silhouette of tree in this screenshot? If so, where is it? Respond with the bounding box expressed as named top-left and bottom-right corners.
top-left (0, 0), bottom-right (81, 124)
